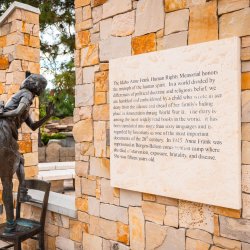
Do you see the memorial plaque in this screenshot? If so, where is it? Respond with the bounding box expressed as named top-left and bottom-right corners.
top-left (110, 37), bottom-right (241, 209)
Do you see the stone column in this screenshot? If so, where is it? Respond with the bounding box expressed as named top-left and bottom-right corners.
top-left (0, 2), bottom-right (40, 221)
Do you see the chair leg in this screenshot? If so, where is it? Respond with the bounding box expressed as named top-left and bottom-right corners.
top-left (14, 242), bottom-right (21, 250)
top-left (39, 232), bottom-right (44, 250)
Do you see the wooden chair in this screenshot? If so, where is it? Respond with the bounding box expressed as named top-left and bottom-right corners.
top-left (0, 179), bottom-right (51, 250)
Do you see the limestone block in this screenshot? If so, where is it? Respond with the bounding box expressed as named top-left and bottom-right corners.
top-left (165, 9), bottom-right (189, 36)
top-left (95, 92), bottom-right (106, 104)
top-left (242, 165), bottom-right (250, 193)
top-left (189, 0), bottom-right (218, 44)
top-left (83, 5), bottom-right (91, 20)
top-left (120, 189), bottom-right (142, 207)
top-left (186, 238), bottom-right (210, 250)
top-left (92, 6), bottom-right (103, 24)
top-left (242, 72), bottom-right (250, 90)
top-left (100, 203), bottom-right (128, 224)
top-left (75, 0), bottom-right (91, 8)
top-left (75, 161), bottom-right (89, 177)
top-left (69, 220), bottom-right (82, 242)
top-left (76, 30), bottom-right (90, 49)
top-left (0, 70), bottom-right (6, 82)
top-left (213, 236), bottom-right (241, 250)
top-left (75, 84), bottom-right (94, 107)
top-left (135, 0), bottom-right (164, 36)
top-left (165, 0), bottom-right (186, 12)
top-left (243, 243), bottom-right (250, 250)
top-left (81, 44), bottom-right (99, 66)
top-left (59, 228), bottom-right (70, 238)
top-left (242, 91), bottom-right (250, 122)
top-left (99, 36), bottom-right (131, 61)
top-left (0, 36), bottom-right (6, 48)
top-left (82, 177), bottom-right (96, 196)
top-left (212, 206), bottom-right (240, 219)
top-left (179, 201), bottom-right (214, 233)
top-left (93, 104), bottom-right (109, 120)
top-left (117, 222), bottom-right (129, 245)
top-left (83, 65), bottom-right (99, 84)
top-left (102, 0), bottom-right (132, 19)
top-left (75, 67), bottom-right (82, 85)
top-left (142, 201), bottom-right (165, 225)
top-left (21, 10), bottom-right (39, 24)
top-left (6, 32), bottom-right (24, 46)
top-left (186, 229), bottom-right (213, 244)
top-left (242, 141), bottom-right (250, 164)
top-left (75, 7), bottom-right (83, 23)
top-left (157, 31), bottom-right (188, 50)
top-left (91, 0), bottom-right (107, 7)
top-left (243, 193), bottom-right (250, 219)
top-left (88, 196), bottom-right (100, 216)
top-left (45, 223), bottom-right (59, 237)
top-left (94, 121), bottom-right (106, 157)
top-left (79, 106), bottom-right (92, 120)
top-left (91, 32), bottom-right (100, 43)
top-left (89, 216), bottom-right (117, 241)
top-left (100, 178), bottom-right (118, 205)
top-left (15, 45), bottom-right (40, 62)
top-left (80, 141), bottom-right (95, 156)
top-left (242, 36), bottom-right (250, 48)
top-left (111, 11), bottom-right (135, 37)
top-left (95, 71), bottom-right (109, 91)
top-left (100, 18), bottom-right (112, 40)
top-left (75, 19), bottom-right (93, 32)
top-left (0, 56), bottom-right (9, 70)
top-left (218, 0), bottom-right (249, 15)
top-left (76, 197), bottom-right (88, 212)
top-left (146, 222), bottom-right (185, 250)
top-left (156, 196), bottom-right (179, 206)
top-left (164, 206), bottom-right (178, 228)
top-left (90, 157), bottom-right (110, 178)
top-left (128, 207), bottom-right (145, 250)
top-left (132, 33), bottom-right (156, 55)
top-left (23, 152), bottom-right (38, 166)
top-left (73, 119), bottom-right (93, 142)
top-left (220, 8), bottom-right (250, 39)
top-left (243, 62), bottom-right (250, 75)
top-left (242, 47), bottom-right (250, 61)
top-left (55, 236), bottom-right (75, 250)
top-left (220, 216), bottom-right (250, 243)
top-left (82, 233), bottom-right (102, 250)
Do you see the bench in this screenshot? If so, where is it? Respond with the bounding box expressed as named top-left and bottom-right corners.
top-left (38, 162), bottom-right (75, 193)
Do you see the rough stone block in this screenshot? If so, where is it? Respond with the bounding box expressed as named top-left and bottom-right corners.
top-left (93, 104), bottom-right (109, 120)
top-left (242, 47), bottom-right (250, 61)
top-left (189, 0), bottom-right (218, 44)
top-left (157, 31), bottom-right (188, 50)
top-left (165, 9), bottom-right (189, 35)
top-left (100, 178), bottom-right (118, 205)
top-left (100, 18), bottom-right (112, 40)
top-left (90, 156), bottom-right (110, 178)
top-left (82, 177), bottom-right (96, 196)
top-left (186, 237), bottom-right (210, 250)
top-left (15, 45), bottom-right (40, 62)
top-left (75, 83), bottom-right (94, 107)
top-left (111, 11), bottom-right (135, 37)
top-left (76, 30), bottom-right (90, 49)
top-left (55, 236), bottom-right (75, 250)
top-left (120, 189), bottom-right (142, 207)
top-left (95, 71), bottom-right (108, 92)
top-left (212, 206), bottom-right (241, 218)
top-left (23, 152), bottom-right (38, 166)
top-left (220, 8), bottom-right (250, 39)
top-left (83, 65), bottom-right (99, 84)
top-left (76, 197), bottom-right (88, 212)
top-left (102, 0), bottom-right (132, 19)
top-left (243, 242), bottom-right (250, 250)
top-left (75, 0), bottom-right (91, 8)
top-left (73, 119), bottom-right (93, 142)
top-left (0, 56), bottom-right (9, 70)
top-left (220, 216), bottom-right (250, 243)
top-left (165, 0), bottom-right (186, 12)
top-left (88, 196), bottom-right (100, 216)
top-left (242, 165), bottom-right (250, 193)
top-left (243, 193), bottom-right (250, 219)
top-left (75, 19), bottom-right (93, 32)
top-left (69, 220), bottom-right (82, 242)
top-left (94, 121), bottom-right (106, 157)
top-left (213, 236), bottom-right (241, 250)
top-left (242, 141), bottom-right (250, 164)
top-left (218, 0), bottom-right (249, 15)
top-left (186, 229), bottom-right (213, 244)
top-left (82, 233), bottom-right (102, 250)
top-left (95, 92), bottom-right (106, 104)
top-left (242, 91), bottom-right (250, 122)
top-left (132, 33), bottom-right (156, 55)
top-left (82, 5), bottom-right (91, 21)
top-left (92, 5), bottom-right (103, 24)
top-left (164, 206), bottom-right (178, 228)
top-left (99, 36), bottom-right (131, 61)
top-left (117, 222), bottom-right (129, 245)
top-left (75, 161), bottom-right (89, 177)
top-left (242, 72), bottom-right (250, 90)
top-left (242, 36), bottom-right (250, 48)
top-left (142, 201), bottom-right (165, 225)
top-left (81, 44), bottom-right (99, 66)
top-left (179, 201), bottom-right (214, 233)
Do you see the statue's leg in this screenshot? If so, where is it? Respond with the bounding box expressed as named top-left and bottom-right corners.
top-left (16, 157), bottom-right (31, 202)
top-left (1, 176), bottom-right (16, 233)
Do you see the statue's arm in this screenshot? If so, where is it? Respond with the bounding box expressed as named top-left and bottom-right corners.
top-left (0, 103), bottom-right (27, 117)
top-left (25, 102), bottom-right (54, 131)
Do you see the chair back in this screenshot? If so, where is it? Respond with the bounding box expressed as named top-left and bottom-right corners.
top-left (16, 179), bottom-right (51, 228)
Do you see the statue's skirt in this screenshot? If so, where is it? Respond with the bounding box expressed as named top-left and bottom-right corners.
top-left (0, 119), bottom-right (20, 178)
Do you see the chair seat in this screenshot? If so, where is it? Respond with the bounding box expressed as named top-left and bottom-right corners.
top-left (0, 218), bottom-right (41, 242)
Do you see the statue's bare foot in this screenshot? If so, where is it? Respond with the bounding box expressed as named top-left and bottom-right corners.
top-left (19, 187), bottom-right (32, 202)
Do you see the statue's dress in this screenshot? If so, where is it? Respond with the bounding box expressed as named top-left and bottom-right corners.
top-left (0, 89), bottom-right (33, 177)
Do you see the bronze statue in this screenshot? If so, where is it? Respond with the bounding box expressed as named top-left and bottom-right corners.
top-left (0, 73), bottom-right (53, 233)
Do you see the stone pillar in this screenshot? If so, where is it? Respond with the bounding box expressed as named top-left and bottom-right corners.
top-left (0, 2), bottom-right (40, 221)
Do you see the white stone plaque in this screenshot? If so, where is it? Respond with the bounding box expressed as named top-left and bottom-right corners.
top-left (109, 37), bottom-right (241, 209)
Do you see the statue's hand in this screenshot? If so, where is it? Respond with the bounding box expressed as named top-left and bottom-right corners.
top-left (46, 102), bottom-right (55, 117)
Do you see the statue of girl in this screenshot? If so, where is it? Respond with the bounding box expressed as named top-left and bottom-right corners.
top-left (0, 73), bottom-right (54, 233)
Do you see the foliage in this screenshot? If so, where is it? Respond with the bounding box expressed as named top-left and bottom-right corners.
top-left (0, 0), bottom-right (76, 118)
top-left (41, 132), bottom-right (66, 145)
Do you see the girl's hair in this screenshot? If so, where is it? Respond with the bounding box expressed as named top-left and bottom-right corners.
top-left (20, 74), bottom-right (47, 95)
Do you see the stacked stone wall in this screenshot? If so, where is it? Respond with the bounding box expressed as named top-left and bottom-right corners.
top-left (73, 0), bottom-right (250, 249)
top-left (0, 3), bottom-right (40, 222)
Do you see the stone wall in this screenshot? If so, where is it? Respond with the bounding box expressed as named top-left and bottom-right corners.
top-left (0, 2), bottom-right (40, 221)
top-left (73, 0), bottom-right (250, 249)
